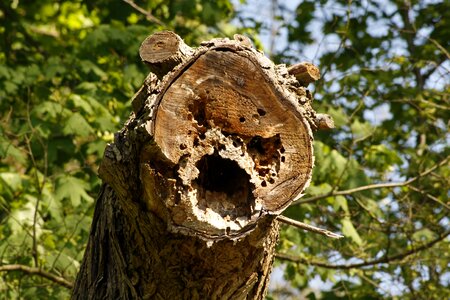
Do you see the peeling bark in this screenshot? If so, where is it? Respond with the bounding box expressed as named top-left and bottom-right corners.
top-left (72, 31), bottom-right (330, 299)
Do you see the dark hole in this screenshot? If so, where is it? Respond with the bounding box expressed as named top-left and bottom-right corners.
top-left (239, 117), bottom-right (246, 122)
top-left (275, 138), bottom-right (282, 147)
top-left (218, 144), bottom-right (226, 151)
top-left (193, 137), bottom-right (200, 146)
top-left (194, 153), bottom-right (255, 218)
top-left (258, 169), bottom-right (269, 176)
top-left (281, 156), bottom-right (285, 163)
top-left (280, 147), bottom-right (285, 153)
top-left (179, 144), bottom-right (187, 150)
top-left (190, 101), bottom-right (207, 127)
top-left (268, 178), bottom-right (275, 184)
top-left (261, 181), bottom-right (267, 187)
top-left (248, 136), bottom-right (265, 154)
top-left (199, 132), bottom-right (206, 140)
top-left (257, 108), bottom-right (266, 116)
top-left (195, 154), bottom-right (250, 197)
top-left (233, 139), bottom-right (243, 149)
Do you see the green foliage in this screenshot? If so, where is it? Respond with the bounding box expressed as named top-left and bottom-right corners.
top-left (269, 0), bottom-right (449, 298)
top-left (0, 0), bottom-right (240, 298)
top-left (1, 0), bottom-right (448, 299)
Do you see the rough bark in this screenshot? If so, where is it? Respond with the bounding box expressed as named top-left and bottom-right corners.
top-left (72, 31), bottom-right (329, 299)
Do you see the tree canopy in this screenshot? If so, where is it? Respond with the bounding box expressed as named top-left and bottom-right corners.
top-left (0, 0), bottom-right (448, 299)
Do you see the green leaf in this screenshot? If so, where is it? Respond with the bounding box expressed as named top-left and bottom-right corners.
top-left (341, 217), bottom-right (363, 246)
top-left (69, 94), bottom-right (94, 114)
top-left (63, 112), bottom-right (94, 137)
top-left (32, 100), bottom-right (70, 121)
top-left (350, 119), bottom-right (373, 141)
top-left (0, 172), bottom-right (22, 191)
top-left (364, 144), bottom-right (403, 172)
top-left (306, 183), bottom-right (332, 196)
top-left (55, 175), bottom-right (93, 207)
top-left (328, 149), bottom-right (348, 174)
top-left (334, 195), bottom-right (349, 213)
top-left (344, 159), bottom-right (370, 189)
top-left (355, 196), bottom-right (384, 219)
top-left (412, 228), bottom-right (437, 243)
top-left (327, 107), bottom-right (348, 127)
top-left (41, 184), bottom-right (64, 223)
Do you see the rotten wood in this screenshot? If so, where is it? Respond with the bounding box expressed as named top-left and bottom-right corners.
top-left (139, 31), bottom-right (193, 78)
top-left (72, 31), bottom-right (330, 299)
top-left (315, 113), bottom-right (335, 130)
top-left (287, 62), bottom-right (321, 86)
top-left (233, 34), bottom-right (253, 48)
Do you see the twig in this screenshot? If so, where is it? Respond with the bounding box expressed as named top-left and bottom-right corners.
top-left (24, 134), bottom-right (40, 267)
top-left (275, 230), bottom-right (449, 269)
top-left (50, 203), bottom-right (94, 273)
top-left (123, 0), bottom-right (165, 26)
top-left (0, 264), bottom-right (74, 289)
top-left (293, 155), bottom-right (450, 206)
top-left (408, 185), bottom-right (450, 210)
top-left (26, 94), bottom-right (48, 268)
top-left (426, 36), bottom-right (450, 60)
top-left (277, 215), bottom-right (344, 239)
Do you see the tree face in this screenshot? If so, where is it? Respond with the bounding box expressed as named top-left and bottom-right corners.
top-left (144, 40), bottom-right (316, 240)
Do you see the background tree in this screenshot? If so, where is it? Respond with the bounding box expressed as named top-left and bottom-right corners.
top-left (0, 0), bottom-right (448, 299)
top-left (259, 0), bottom-right (449, 298)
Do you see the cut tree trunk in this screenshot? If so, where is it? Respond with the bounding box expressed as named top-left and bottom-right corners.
top-left (72, 31), bottom-right (328, 299)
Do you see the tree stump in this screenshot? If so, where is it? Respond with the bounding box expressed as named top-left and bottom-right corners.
top-left (72, 31), bottom-right (328, 299)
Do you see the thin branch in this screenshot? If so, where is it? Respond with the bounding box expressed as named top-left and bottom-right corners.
top-left (408, 185), bottom-right (450, 210)
top-left (398, 2), bottom-right (425, 89)
top-left (123, 0), bottom-right (165, 26)
top-left (277, 215), bottom-right (344, 239)
top-left (422, 55), bottom-right (448, 82)
top-left (421, 35), bottom-right (450, 60)
top-left (293, 155), bottom-right (450, 206)
top-left (26, 93), bottom-right (48, 268)
top-left (24, 134), bottom-right (40, 267)
top-left (50, 203), bottom-right (94, 273)
top-left (0, 264), bottom-right (74, 289)
top-left (275, 230), bottom-right (449, 269)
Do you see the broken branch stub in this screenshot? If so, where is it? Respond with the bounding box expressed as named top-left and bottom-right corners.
top-left (137, 32), bottom-right (323, 241)
top-left (287, 62), bottom-right (321, 86)
top-left (139, 31), bottom-right (193, 78)
top-left (315, 113), bottom-right (335, 130)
